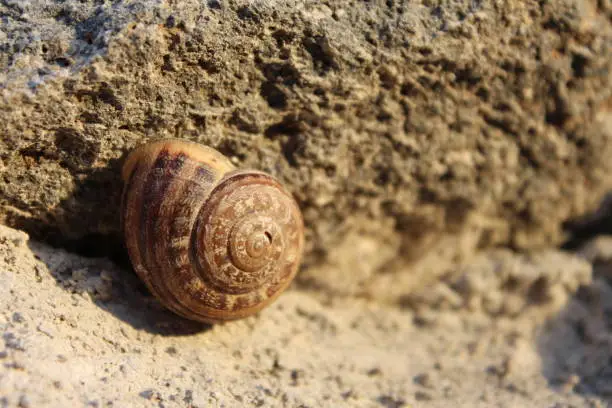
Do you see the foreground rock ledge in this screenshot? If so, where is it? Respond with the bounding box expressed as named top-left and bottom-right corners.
top-left (1, 1), bottom-right (611, 299)
top-left (0, 224), bottom-right (610, 406)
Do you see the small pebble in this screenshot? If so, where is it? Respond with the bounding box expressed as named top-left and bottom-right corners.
top-left (414, 372), bottom-right (434, 388)
top-left (366, 367), bottom-right (382, 377)
top-left (18, 395), bottom-right (30, 408)
top-left (12, 312), bottom-right (24, 323)
top-left (139, 389), bottom-right (156, 400)
top-left (415, 390), bottom-right (433, 401)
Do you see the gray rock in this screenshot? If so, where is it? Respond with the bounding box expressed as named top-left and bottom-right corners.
top-left (1, 0), bottom-right (611, 298)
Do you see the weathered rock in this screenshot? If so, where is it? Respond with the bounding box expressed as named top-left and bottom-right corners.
top-left (1, 0), bottom-right (611, 299)
top-left (403, 249), bottom-right (592, 317)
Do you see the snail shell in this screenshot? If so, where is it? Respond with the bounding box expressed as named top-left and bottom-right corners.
top-left (121, 139), bottom-right (304, 323)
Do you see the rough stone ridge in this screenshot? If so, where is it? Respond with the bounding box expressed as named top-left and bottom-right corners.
top-left (1, 0), bottom-right (611, 299)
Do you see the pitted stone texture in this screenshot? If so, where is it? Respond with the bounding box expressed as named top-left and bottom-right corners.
top-left (1, 0), bottom-right (611, 299)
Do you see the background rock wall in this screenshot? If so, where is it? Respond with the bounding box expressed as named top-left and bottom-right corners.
top-left (1, 0), bottom-right (611, 301)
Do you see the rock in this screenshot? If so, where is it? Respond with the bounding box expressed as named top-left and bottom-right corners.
top-left (0, 223), bottom-right (606, 406)
top-left (1, 1), bottom-right (611, 300)
top-left (406, 249), bottom-right (592, 320)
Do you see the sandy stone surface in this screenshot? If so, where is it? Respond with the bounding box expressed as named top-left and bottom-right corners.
top-left (0, 223), bottom-right (611, 407)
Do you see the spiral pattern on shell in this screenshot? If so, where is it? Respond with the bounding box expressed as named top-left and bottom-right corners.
top-left (121, 139), bottom-right (304, 323)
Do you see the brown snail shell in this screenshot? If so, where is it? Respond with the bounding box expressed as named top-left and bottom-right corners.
top-left (121, 139), bottom-right (304, 323)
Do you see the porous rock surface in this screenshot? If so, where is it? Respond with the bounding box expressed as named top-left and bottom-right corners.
top-left (1, 0), bottom-right (612, 299)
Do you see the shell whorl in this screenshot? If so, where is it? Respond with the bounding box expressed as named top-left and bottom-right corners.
top-left (121, 139), bottom-right (304, 323)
